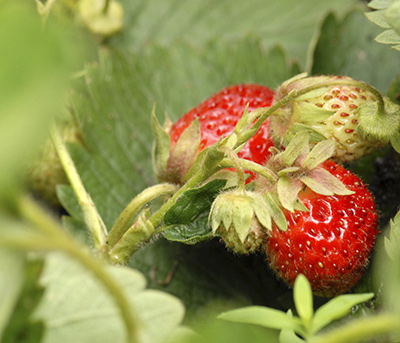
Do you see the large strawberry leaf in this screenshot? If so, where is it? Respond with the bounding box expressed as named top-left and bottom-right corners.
top-left (68, 40), bottom-right (299, 230)
top-left (32, 252), bottom-right (185, 343)
top-left (111, 0), bottom-right (360, 67)
top-left (310, 9), bottom-right (400, 92)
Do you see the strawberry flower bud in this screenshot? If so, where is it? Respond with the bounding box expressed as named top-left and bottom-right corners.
top-left (209, 190), bottom-right (271, 254)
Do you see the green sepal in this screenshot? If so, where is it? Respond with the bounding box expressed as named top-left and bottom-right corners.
top-left (357, 97), bottom-right (400, 142)
top-left (163, 213), bottom-right (214, 245)
top-left (385, 1), bottom-right (400, 35)
top-left (292, 101), bottom-right (334, 124)
top-left (151, 107), bottom-right (171, 180)
top-left (300, 167), bottom-right (354, 196)
top-left (265, 193), bottom-right (288, 231)
top-left (290, 123), bottom-right (327, 143)
top-left (302, 139), bottom-right (335, 171)
top-left (390, 131), bottom-right (400, 153)
top-left (384, 210), bottom-right (400, 260)
top-left (166, 118), bottom-right (201, 182)
top-left (365, 9), bottom-right (391, 29)
top-left (277, 176), bottom-right (303, 212)
top-left (164, 179), bottom-right (227, 225)
top-left (277, 166), bottom-right (301, 177)
top-left (252, 196), bottom-right (272, 232)
top-left (109, 211), bottom-right (154, 264)
top-left (280, 131), bottom-right (310, 167)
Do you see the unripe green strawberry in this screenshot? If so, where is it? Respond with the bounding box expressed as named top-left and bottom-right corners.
top-left (270, 74), bottom-right (383, 162)
top-left (28, 122), bottom-right (83, 206)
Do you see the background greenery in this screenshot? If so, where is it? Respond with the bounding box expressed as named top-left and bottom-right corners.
top-left (1, 0), bottom-right (400, 342)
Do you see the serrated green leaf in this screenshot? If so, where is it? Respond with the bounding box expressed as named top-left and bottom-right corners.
top-left (164, 179), bottom-right (227, 225)
top-left (33, 253), bottom-right (184, 343)
top-left (311, 10), bottom-right (400, 91)
top-left (163, 214), bottom-right (214, 245)
top-left (375, 28), bottom-right (400, 44)
top-left (365, 10), bottom-right (391, 28)
top-left (70, 40), bottom-right (299, 230)
top-left (386, 0), bottom-right (400, 34)
top-left (112, 0), bottom-right (359, 66)
top-left (310, 293), bottom-right (374, 335)
top-left (293, 275), bottom-right (313, 327)
top-left (218, 306), bottom-right (303, 334)
top-left (368, 0), bottom-right (395, 10)
top-left (384, 210), bottom-right (400, 259)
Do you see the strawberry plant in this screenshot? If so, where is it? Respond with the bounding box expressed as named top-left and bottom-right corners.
top-left (2, 1), bottom-right (400, 343)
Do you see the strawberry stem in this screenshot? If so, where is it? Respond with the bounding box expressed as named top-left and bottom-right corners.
top-left (219, 147), bottom-right (246, 190)
top-left (106, 183), bottom-right (179, 249)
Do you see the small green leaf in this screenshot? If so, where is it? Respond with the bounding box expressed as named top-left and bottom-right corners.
top-left (164, 214), bottom-right (214, 245)
top-left (279, 311), bottom-right (307, 343)
top-left (375, 29), bottom-right (400, 45)
top-left (164, 179), bottom-right (227, 225)
top-left (365, 10), bottom-right (391, 28)
top-left (218, 306), bottom-right (303, 334)
top-left (293, 275), bottom-right (313, 326)
top-left (310, 293), bottom-right (374, 335)
top-left (368, 0), bottom-right (394, 10)
top-left (384, 210), bottom-right (400, 259)
top-left (386, 0), bottom-right (400, 34)
top-left (292, 101), bottom-right (334, 124)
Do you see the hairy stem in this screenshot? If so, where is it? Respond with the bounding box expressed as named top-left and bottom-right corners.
top-left (107, 183), bottom-right (179, 249)
top-left (51, 125), bottom-right (108, 249)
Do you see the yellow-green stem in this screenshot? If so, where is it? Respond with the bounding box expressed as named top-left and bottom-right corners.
top-left (51, 125), bottom-right (108, 249)
top-left (107, 183), bottom-right (179, 249)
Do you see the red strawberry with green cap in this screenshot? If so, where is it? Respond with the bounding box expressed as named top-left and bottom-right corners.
top-left (269, 74), bottom-right (390, 162)
top-left (152, 84), bottom-right (275, 184)
top-left (263, 160), bottom-right (378, 297)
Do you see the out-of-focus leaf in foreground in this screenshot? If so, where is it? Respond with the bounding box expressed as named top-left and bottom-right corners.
top-left (0, 2), bottom-right (82, 197)
top-left (33, 253), bottom-right (185, 343)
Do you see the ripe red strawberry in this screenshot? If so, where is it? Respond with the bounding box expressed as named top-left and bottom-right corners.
top-left (264, 160), bottom-right (378, 297)
top-left (168, 84), bottom-right (275, 183)
top-left (270, 74), bottom-right (383, 162)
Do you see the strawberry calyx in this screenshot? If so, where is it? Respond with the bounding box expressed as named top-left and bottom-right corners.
top-left (256, 131), bottom-right (354, 222)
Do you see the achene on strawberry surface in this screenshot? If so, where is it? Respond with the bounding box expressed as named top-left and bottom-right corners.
top-left (168, 84), bottom-right (275, 183)
top-left (264, 160), bottom-right (378, 297)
